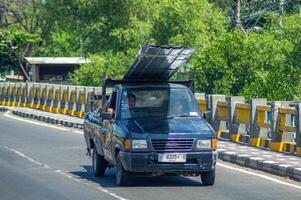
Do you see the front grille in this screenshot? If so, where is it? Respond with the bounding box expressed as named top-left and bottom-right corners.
top-left (151, 138), bottom-right (194, 151)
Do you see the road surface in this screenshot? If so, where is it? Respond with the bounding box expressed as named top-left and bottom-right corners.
top-left (1, 111), bottom-right (301, 200)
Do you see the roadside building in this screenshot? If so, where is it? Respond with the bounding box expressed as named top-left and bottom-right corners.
top-left (25, 57), bottom-right (89, 84)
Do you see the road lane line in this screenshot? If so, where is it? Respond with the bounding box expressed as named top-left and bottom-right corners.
top-left (72, 130), bottom-right (84, 135)
top-left (55, 170), bottom-right (128, 200)
top-left (217, 162), bottom-right (301, 190)
top-left (3, 113), bottom-right (70, 131)
top-left (4, 113), bottom-right (84, 135)
top-left (4, 146), bottom-right (50, 168)
top-left (4, 146), bottom-right (129, 200)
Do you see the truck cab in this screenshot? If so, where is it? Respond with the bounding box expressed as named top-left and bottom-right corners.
top-left (83, 45), bottom-right (217, 186)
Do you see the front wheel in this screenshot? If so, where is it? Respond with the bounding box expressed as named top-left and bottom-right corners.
top-left (116, 154), bottom-right (129, 186)
top-left (92, 147), bottom-right (107, 177)
top-left (201, 169), bottom-right (215, 186)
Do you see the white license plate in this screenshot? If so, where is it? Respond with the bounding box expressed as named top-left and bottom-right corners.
top-left (158, 153), bottom-right (186, 163)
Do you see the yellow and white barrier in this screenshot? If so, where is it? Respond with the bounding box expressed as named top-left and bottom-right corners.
top-left (0, 82), bottom-right (102, 119)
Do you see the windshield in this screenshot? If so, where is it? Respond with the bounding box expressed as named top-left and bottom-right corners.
top-left (120, 87), bottom-right (201, 120)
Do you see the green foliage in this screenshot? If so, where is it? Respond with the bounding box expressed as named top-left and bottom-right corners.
top-left (0, 28), bottom-right (40, 74)
top-left (194, 13), bottom-right (301, 100)
top-left (152, 0), bottom-right (227, 48)
top-left (72, 50), bottom-right (136, 86)
top-left (1, 0), bottom-right (301, 101)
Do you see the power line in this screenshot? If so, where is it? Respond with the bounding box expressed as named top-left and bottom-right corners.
top-left (232, 0), bottom-right (300, 30)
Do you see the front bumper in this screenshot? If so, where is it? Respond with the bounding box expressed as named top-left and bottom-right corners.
top-left (119, 151), bottom-right (218, 173)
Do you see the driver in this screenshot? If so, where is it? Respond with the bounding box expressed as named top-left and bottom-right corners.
top-left (173, 99), bottom-right (184, 116)
top-left (128, 93), bottom-right (136, 110)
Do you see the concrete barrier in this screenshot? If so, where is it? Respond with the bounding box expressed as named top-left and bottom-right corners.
top-left (0, 82), bottom-right (102, 119)
top-left (194, 92), bottom-right (301, 156)
top-left (1, 81), bottom-right (301, 156)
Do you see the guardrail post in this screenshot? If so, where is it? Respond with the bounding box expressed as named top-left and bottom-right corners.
top-left (11, 83), bottom-right (17, 106)
top-left (250, 99), bottom-right (268, 147)
top-left (3, 83), bottom-right (8, 106)
top-left (53, 85), bottom-right (62, 113)
top-left (229, 96), bottom-right (246, 142)
top-left (68, 87), bottom-right (77, 116)
top-left (41, 84), bottom-right (47, 110)
top-left (195, 93), bottom-right (206, 113)
top-left (60, 86), bottom-right (69, 114)
top-left (5, 83), bottom-right (11, 106)
top-left (295, 103), bottom-right (301, 156)
top-left (206, 94), bottom-right (211, 112)
top-left (27, 83), bottom-right (35, 108)
top-left (0, 84), bottom-right (3, 105)
top-left (76, 87), bottom-right (83, 117)
top-left (34, 84), bottom-right (42, 109)
top-left (85, 87), bottom-right (90, 112)
top-left (85, 87), bottom-right (96, 112)
top-left (16, 83), bottom-right (22, 107)
top-left (21, 82), bottom-right (28, 107)
top-left (271, 101), bottom-right (283, 151)
top-left (205, 94), bottom-right (212, 123)
top-left (46, 84), bottom-right (54, 112)
top-left (210, 95), bottom-right (228, 137)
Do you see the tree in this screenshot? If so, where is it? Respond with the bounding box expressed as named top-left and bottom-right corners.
top-left (152, 0), bottom-right (227, 48)
top-left (0, 28), bottom-right (40, 76)
top-left (193, 13), bottom-right (301, 100)
top-left (72, 50), bottom-right (136, 86)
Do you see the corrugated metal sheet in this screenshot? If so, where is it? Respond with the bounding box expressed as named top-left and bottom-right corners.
top-left (123, 44), bottom-right (195, 81)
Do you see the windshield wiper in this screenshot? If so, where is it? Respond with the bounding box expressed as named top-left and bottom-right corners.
top-left (124, 116), bottom-right (144, 120)
top-left (165, 114), bottom-right (197, 119)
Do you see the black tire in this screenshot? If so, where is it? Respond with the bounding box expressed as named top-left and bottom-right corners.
top-left (92, 147), bottom-right (107, 177)
top-left (201, 169), bottom-right (215, 186)
top-left (116, 154), bottom-right (129, 186)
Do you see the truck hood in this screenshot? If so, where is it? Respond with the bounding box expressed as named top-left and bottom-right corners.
top-left (121, 117), bottom-right (214, 137)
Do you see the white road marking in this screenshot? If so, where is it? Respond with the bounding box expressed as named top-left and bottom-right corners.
top-left (55, 170), bottom-right (128, 200)
top-left (217, 162), bottom-right (301, 190)
top-left (4, 146), bottom-right (128, 200)
top-left (3, 113), bottom-right (84, 135)
top-left (72, 130), bottom-right (84, 135)
top-left (4, 146), bottom-right (50, 168)
top-left (3, 113), bottom-right (69, 131)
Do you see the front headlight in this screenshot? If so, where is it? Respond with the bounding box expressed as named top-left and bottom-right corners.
top-left (132, 140), bottom-right (148, 149)
top-left (196, 139), bottom-right (211, 149)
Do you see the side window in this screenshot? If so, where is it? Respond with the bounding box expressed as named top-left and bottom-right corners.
top-left (106, 91), bottom-right (117, 117)
top-left (109, 91), bottom-right (117, 110)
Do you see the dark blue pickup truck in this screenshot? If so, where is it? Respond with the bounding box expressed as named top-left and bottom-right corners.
top-left (83, 45), bottom-right (217, 186)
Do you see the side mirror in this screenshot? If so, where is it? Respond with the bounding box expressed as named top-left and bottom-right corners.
top-left (102, 112), bottom-right (113, 120)
top-left (202, 111), bottom-right (211, 121)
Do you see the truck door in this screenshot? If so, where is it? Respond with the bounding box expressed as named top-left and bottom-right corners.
top-left (93, 113), bottom-right (104, 156)
top-left (102, 90), bottom-right (118, 162)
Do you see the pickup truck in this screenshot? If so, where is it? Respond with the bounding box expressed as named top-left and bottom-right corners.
top-left (83, 45), bottom-right (217, 186)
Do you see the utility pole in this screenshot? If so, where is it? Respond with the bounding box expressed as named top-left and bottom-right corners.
top-left (299, 0), bottom-right (301, 19)
top-left (279, 0), bottom-right (285, 27)
top-left (235, 0), bottom-right (242, 28)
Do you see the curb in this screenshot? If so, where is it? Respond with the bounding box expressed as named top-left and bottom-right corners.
top-left (1, 107), bottom-right (83, 130)
top-left (218, 149), bottom-right (301, 182)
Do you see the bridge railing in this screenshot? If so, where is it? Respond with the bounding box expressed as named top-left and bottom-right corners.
top-left (1, 82), bottom-right (301, 156)
top-left (0, 82), bottom-right (102, 118)
top-left (194, 94), bottom-right (301, 156)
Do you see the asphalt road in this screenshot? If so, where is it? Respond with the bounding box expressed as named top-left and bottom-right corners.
top-left (1, 111), bottom-right (301, 200)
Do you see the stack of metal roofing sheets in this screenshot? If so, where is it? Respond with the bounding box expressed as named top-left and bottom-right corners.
top-left (123, 44), bottom-right (195, 81)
